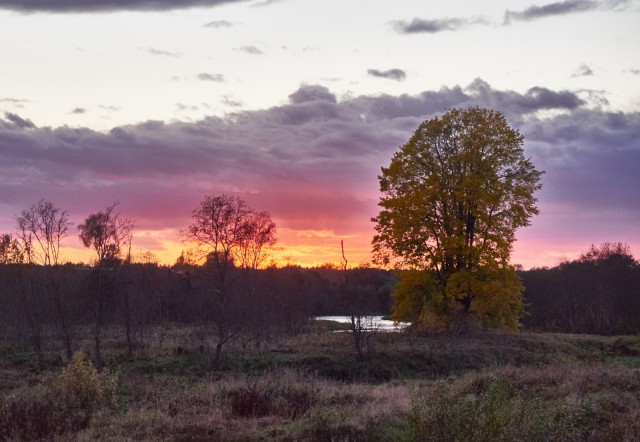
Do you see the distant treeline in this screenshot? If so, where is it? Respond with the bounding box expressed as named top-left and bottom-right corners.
top-left (1, 242), bottom-right (639, 360)
top-left (520, 243), bottom-right (640, 335)
top-left (0, 261), bottom-right (394, 359)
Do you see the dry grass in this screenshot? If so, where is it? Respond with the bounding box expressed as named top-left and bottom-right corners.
top-left (1, 330), bottom-right (639, 441)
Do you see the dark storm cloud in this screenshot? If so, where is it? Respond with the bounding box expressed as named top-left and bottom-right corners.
top-left (572, 64), bottom-right (594, 77)
top-left (504, 0), bottom-right (629, 23)
top-left (0, 0), bottom-right (250, 13)
top-left (1, 80), bottom-right (638, 244)
top-left (367, 69), bottom-right (406, 81)
top-left (393, 17), bottom-right (468, 34)
top-left (198, 73), bottom-right (225, 82)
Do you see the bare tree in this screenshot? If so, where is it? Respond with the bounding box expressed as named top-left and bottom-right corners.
top-left (341, 241), bottom-right (368, 362)
top-left (16, 199), bottom-right (70, 266)
top-left (181, 194), bottom-right (276, 367)
top-left (15, 200), bottom-right (73, 360)
top-left (78, 201), bottom-right (134, 369)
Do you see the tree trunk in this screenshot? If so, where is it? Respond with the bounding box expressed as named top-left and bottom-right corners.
top-left (94, 270), bottom-right (104, 371)
top-left (214, 341), bottom-right (224, 369)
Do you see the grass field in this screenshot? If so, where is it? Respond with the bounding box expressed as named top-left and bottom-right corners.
top-left (1, 324), bottom-right (639, 441)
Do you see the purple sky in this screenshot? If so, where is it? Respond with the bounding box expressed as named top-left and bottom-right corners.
top-left (1, 0), bottom-right (639, 267)
top-left (2, 80), bottom-right (639, 267)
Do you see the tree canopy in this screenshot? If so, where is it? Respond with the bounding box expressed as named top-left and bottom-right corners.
top-left (78, 202), bottom-right (134, 266)
top-left (373, 107), bottom-right (542, 331)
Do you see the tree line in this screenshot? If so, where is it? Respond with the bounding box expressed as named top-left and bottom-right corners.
top-left (520, 242), bottom-right (640, 335)
top-left (0, 197), bottom-right (393, 367)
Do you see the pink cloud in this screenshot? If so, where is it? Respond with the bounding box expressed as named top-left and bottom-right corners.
top-left (1, 81), bottom-right (639, 267)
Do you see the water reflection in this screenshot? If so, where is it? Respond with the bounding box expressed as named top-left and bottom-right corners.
top-left (314, 315), bottom-right (409, 332)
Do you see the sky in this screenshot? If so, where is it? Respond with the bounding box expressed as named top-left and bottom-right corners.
top-left (1, 0), bottom-right (639, 268)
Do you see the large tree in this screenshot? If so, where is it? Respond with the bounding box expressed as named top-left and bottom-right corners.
top-left (372, 107), bottom-right (542, 331)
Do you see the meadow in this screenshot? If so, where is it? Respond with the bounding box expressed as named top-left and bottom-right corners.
top-left (1, 322), bottom-right (639, 441)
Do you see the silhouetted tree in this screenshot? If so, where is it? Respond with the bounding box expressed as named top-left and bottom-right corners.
top-left (78, 202), bottom-right (134, 369)
top-left (181, 194), bottom-right (276, 366)
top-left (15, 200), bottom-right (73, 360)
top-left (0, 233), bottom-right (23, 264)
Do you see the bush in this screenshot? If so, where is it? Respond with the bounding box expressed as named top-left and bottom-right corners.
top-left (0, 351), bottom-right (118, 441)
top-left (61, 351), bottom-right (118, 408)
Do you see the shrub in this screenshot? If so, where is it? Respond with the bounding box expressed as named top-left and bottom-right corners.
top-left (61, 350), bottom-right (118, 408)
top-left (0, 351), bottom-right (119, 441)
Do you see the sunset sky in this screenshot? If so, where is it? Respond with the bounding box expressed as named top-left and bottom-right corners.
top-left (1, 0), bottom-right (639, 268)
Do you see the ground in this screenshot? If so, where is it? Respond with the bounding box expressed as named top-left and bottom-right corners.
top-left (1, 324), bottom-right (640, 441)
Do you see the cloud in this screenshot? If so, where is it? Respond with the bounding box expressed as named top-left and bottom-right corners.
top-left (572, 63), bottom-right (594, 77)
top-left (1, 97), bottom-right (28, 104)
top-left (393, 17), bottom-right (468, 34)
top-left (221, 95), bottom-right (243, 107)
top-left (0, 0), bottom-right (251, 13)
top-left (288, 85), bottom-right (337, 104)
top-left (350, 78), bottom-right (585, 121)
top-left (0, 98), bottom-right (28, 109)
top-left (198, 73), bottom-right (225, 82)
top-left (504, 0), bottom-right (629, 23)
top-left (203, 20), bottom-right (233, 28)
top-left (99, 105), bottom-right (120, 112)
top-left (141, 47), bottom-right (181, 58)
top-left (236, 45), bottom-right (263, 55)
top-left (2, 112), bottom-right (36, 129)
top-left (1, 81), bottom-right (637, 266)
top-left (250, 0), bottom-right (283, 6)
top-left (519, 109), bottom-right (640, 242)
top-left (71, 107), bottom-right (87, 114)
top-left (175, 103), bottom-right (199, 111)
top-left (367, 69), bottom-right (406, 81)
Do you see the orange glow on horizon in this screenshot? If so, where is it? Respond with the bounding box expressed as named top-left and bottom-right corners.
top-left (56, 228), bottom-right (626, 270)
top-left (57, 227), bottom-right (376, 268)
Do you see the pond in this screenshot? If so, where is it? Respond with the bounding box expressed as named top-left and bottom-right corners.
top-left (314, 315), bottom-right (409, 332)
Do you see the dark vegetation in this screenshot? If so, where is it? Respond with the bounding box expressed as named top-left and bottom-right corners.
top-left (0, 261), bottom-right (394, 363)
top-left (0, 328), bottom-right (639, 441)
top-left (0, 243), bottom-right (639, 440)
top-left (521, 242), bottom-right (640, 335)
